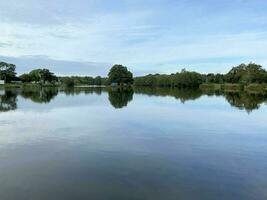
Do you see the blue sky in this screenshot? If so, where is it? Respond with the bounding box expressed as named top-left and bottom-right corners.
top-left (0, 0), bottom-right (267, 76)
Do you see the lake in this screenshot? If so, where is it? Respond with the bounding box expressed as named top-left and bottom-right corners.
top-left (0, 87), bottom-right (267, 200)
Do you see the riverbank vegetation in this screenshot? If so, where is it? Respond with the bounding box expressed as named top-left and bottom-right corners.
top-left (1, 61), bottom-right (267, 93)
top-left (134, 63), bottom-right (267, 87)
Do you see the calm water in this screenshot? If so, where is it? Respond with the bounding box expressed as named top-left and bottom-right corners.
top-left (0, 87), bottom-right (267, 200)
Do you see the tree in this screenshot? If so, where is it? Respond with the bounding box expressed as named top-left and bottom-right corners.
top-left (94, 76), bottom-right (102, 85)
top-left (62, 77), bottom-right (75, 87)
top-left (225, 63), bottom-right (267, 84)
top-left (108, 64), bottom-right (133, 86)
top-left (28, 69), bottom-right (57, 83)
top-left (0, 62), bottom-right (16, 83)
top-left (172, 69), bottom-right (203, 87)
top-left (19, 73), bottom-right (31, 82)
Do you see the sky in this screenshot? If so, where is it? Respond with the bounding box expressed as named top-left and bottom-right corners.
top-left (0, 0), bottom-right (267, 76)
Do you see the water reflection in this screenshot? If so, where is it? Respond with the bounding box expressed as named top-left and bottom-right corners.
top-left (62, 87), bottom-right (103, 96)
top-left (20, 88), bottom-right (58, 103)
top-left (224, 92), bottom-right (267, 113)
top-left (134, 87), bottom-right (202, 103)
top-left (0, 90), bottom-right (17, 112)
top-left (0, 87), bottom-right (266, 112)
top-left (108, 87), bottom-right (133, 109)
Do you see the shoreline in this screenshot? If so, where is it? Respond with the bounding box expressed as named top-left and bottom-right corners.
top-left (1, 83), bottom-right (267, 94)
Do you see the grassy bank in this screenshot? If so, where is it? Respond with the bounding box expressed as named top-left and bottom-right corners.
top-left (200, 83), bottom-right (267, 93)
top-left (244, 84), bottom-right (267, 93)
top-left (0, 83), bottom-right (59, 89)
top-left (0, 84), bottom-right (22, 88)
top-left (199, 84), bottom-right (222, 91)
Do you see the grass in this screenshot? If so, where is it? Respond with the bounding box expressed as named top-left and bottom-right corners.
top-left (244, 84), bottom-right (267, 93)
top-left (0, 83), bottom-right (60, 89)
top-left (0, 84), bottom-right (22, 88)
top-left (199, 83), bottom-right (267, 93)
top-left (222, 83), bottom-right (244, 92)
top-left (199, 83), bottom-right (221, 90)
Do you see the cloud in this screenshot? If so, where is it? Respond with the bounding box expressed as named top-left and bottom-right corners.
top-left (0, 55), bottom-right (112, 76)
top-left (0, 42), bottom-right (12, 48)
top-left (0, 0), bottom-right (267, 74)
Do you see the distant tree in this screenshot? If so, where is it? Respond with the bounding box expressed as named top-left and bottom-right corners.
top-left (0, 62), bottom-right (16, 83)
top-left (225, 63), bottom-right (267, 84)
top-left (108, 64), bottom-right (133, 86)
top-left (94, 76), bottom-right (102, 85)
top-left (172, 69), bottom-right (203, 87)
top-left (28, 69), bottom-right (57, 83)
top-left (62, 77), bottom-right (75, 87)
top-left (205, 73), bottom-right (224, 84)
top-left (101, 77), bottom-right (109, 85)
top-left (19, 73), bottom-right (31, 83)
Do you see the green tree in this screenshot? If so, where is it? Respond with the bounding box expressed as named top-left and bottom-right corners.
top-left (28, 69), bottom-right (57, 83)
top-left (94, 76), bottom-right (102, 85)
top-left (172, 69), bottom-right (203, 87)
top-left (225, 63), bottom-right (267, 84)
top-left (19, 73), bottom-right (31, 82)
top-left (62, 77), bottom-right (75, 87)
top-left (0, 62), bottom-right (16, 83)
top-left (108, 64), bottom-right (133, 86)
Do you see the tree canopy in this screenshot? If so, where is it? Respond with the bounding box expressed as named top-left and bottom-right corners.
top-left (134, 69), bottom-right (203, 88)
top-left (224, 63), bottom-right (267, 84)
top-left (20, 68), bottom-right (57, 83)
top-left (0, 62), bottom-right (16, 83)
top-left (108, 64), bottom-right (133, 85)
top-left (134, 63), bottom-right (267, 87)
top-left (1, 60), bottom-right (267, 88)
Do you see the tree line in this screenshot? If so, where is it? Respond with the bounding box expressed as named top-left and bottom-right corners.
top-left (134, 63), bottom-right (267, 87)
top-left (0, 62), bottom-right (133, 87)
top-left (1, 61), bottom-right (267, 87)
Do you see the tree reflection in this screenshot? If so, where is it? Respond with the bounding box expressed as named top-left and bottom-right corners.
top-left (134, 87), bottom-right (202, 103)
top-left (0, 90), bottom-right (17, 112)
top-left (134, 87), bottom-right (267, 112)
top-left (63, 87), bottom-right (103, 96)
top-left (224, 92), bottom-right (267, 113)
top-left (1, 87), bottom-right (266, 113)
top-left (20, 88), bottom-right (58, 103)
top-left (108, 87), bottom-right (133, 109)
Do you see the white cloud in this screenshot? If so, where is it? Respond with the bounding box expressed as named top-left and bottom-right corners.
top-left (0, 0), bottom-right (267, 74)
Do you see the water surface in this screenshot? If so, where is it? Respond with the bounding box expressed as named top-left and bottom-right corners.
top-left (0, 87), bottom-right (267, 200)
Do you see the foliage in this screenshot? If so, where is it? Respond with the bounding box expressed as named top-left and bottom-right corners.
top-left (19, 73), bottom-right (31, 82)
top-left (135, 63), bottom-right (267, 88)
top-left (1, 60), bottom-right (267, 89)
top-left (58, 76), bottom-right (108, 86)
top-left (108, 64), bottom-right (133, 85)
top-left (0, 62), bottom-right (17, 83)
top-left (134, 69), bottom-right (203, 88)
top-left (20, 68), bottom-right (57, 83)
top-left (94, 76), bottom-right (102, 85)
top-left (224, 63), bottom-right (267, 84)
top-left (62, 77), bottom-right (75, 87)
